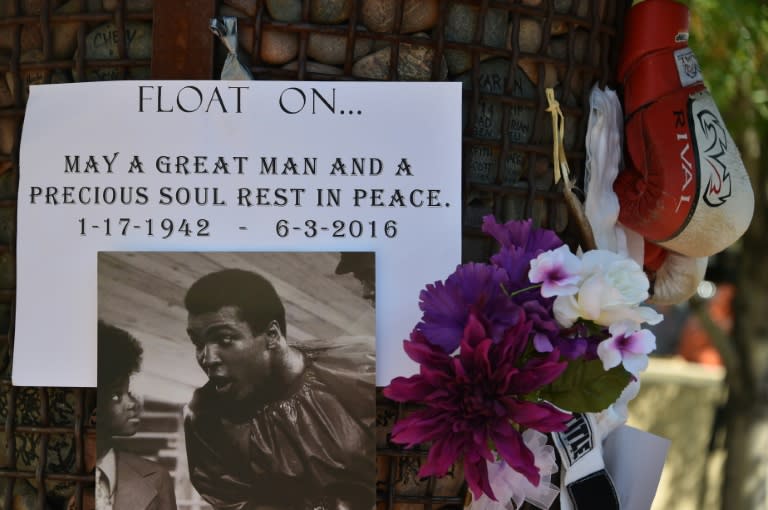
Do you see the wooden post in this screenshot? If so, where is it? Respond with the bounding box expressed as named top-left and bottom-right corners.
top-left (151, 0), bottom-right (217, 79)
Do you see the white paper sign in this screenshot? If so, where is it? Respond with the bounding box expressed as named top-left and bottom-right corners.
top-left (14, 81), bottom-right (461, 387)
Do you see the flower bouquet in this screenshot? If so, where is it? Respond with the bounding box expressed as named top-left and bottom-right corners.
top-left (383, 215), bottom-right (663, 509)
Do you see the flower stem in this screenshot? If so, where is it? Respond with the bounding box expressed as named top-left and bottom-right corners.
top-left (502, 283), bottom-right (543, 298)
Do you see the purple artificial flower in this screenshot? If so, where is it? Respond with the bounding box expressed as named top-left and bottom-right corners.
top-left (482, 216), bottom-right (564, 287)
top-left (480, 215), bottom-right (599, 360)
top-left (481, 216), bottom-right (564, 254)
top-left (531, 318), bottom-right (607, 361)
top-left (384, 314), bottom-right (571, 501)
top-left (418, 262), bottom-right (522, 353)
top-left (519, 299), bottom-right (562, 351)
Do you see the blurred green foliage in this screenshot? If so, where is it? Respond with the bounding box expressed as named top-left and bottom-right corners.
top-left (689, 1), bottom-right (768, 128)
top-left (628, 0), bottom-right (768, 156)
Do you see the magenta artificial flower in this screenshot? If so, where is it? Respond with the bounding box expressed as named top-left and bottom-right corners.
top-left (418, 262), bottom-right (521, 353)
top-left (384, 313), bottom-right (571, 500)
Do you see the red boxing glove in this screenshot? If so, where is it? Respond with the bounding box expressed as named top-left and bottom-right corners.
top-left (615, 0), bottom-right (753, 258)
top-left (643, 241), bottom-right (668, 274)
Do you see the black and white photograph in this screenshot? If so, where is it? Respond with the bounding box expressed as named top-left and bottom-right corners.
top-left (96, 252), bottom-right (377, 510)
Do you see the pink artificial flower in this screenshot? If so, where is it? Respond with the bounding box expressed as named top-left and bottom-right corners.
top-left (528, 245), bottom-right (582, 298)
top-left (597, 320), bottom-right (656, 375)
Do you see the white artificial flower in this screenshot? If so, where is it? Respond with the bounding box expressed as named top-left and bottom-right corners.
top-left (552, 249), bottom-right (663, 328)
top-left (528, 245), bottom-right (582, 298)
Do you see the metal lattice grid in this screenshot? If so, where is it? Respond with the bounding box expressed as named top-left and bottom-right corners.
top-left (0, 1), bottom-right (630, 509)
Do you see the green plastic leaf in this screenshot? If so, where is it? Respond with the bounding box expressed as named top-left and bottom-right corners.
top-left (538, 360), bottom-right (632, 414)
